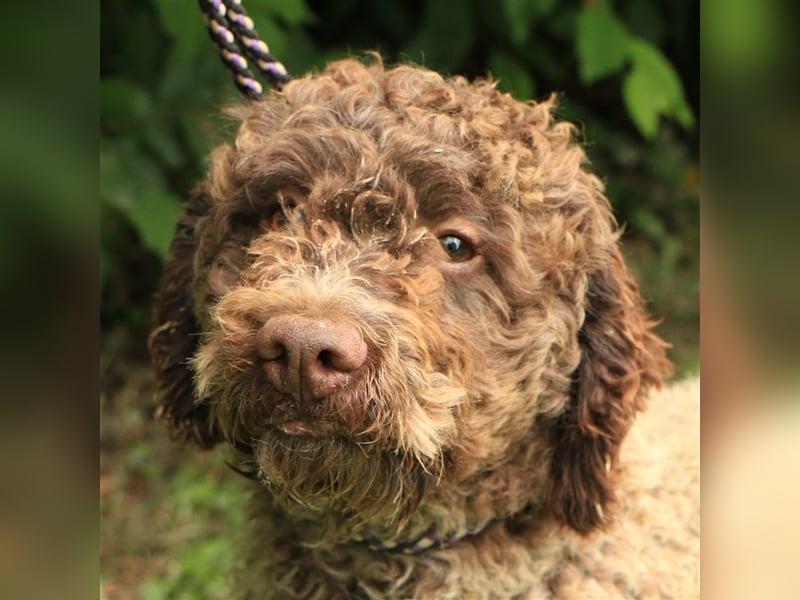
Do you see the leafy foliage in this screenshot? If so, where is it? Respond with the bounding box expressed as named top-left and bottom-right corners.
top-left (623, 39), bottom-right (694, 138)
top-left (576, 2), bottom-right (694, 139)
top-left (101, 0), bottom-right (698, 362)
top-left (577, 3), bottom-right (630, 84)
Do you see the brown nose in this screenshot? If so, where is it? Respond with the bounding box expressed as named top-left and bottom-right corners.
top-left (256, 315), bottom-right (368, 400)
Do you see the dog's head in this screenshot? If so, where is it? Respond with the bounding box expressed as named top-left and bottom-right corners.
top-left (149, 58), bottom-right (669, 537)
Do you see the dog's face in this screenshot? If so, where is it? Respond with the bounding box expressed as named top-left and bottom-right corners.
top-left (149, 59), bottom-right (669, 537)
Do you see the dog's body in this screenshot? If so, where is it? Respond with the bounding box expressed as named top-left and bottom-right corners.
top-left (236, 378), bottom-right (698, 599)
top-left (149, 58), bottom-right (699, 598)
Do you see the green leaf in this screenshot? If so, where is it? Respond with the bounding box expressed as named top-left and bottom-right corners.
top-left (101, 139), bottom-right (182, 260)
top-left (623, 63), bottom-right (661, 138)
top-left (576, 4), bottom-right (631, 84)
top-left (622, 39), bottom-right (695, 138)
top-left (123, 188), bottom-right (183, 261)
top-left (674, 100), bottom-right (695, 128)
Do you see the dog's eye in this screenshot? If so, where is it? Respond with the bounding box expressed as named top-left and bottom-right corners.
top-left (260, 206), bottom-right (303, 231)
top-left (287, 206), bottom-right (303, 223)
top-left (440, 235), bottom-right (475, 262)
top-left (261, 204), bottom-right (303, 231)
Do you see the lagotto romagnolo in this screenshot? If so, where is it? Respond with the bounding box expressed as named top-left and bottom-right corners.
top-left (149, 57), bottom-right (699, 599)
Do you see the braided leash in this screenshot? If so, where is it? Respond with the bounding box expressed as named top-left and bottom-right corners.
top-left (199, 0), bottom-right (291, 99)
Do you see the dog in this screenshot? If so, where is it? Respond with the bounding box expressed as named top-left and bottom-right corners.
top-left (148, 57), bottom-right (699, 598)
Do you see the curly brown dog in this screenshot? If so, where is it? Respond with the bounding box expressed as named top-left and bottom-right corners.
top-left (149, 58), bottom-right (699, 599)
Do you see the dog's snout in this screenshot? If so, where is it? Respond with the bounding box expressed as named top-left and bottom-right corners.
top-left (256, 315), bottom-right (367, 400)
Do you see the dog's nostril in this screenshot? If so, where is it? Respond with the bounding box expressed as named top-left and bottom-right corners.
top-left (318, 349), bottom-right (335, 370)
top-left (258, 340), bottom-right (288, 363)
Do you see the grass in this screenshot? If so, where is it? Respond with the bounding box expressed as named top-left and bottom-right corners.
top-left (100, 329), bottom-right (246, 599)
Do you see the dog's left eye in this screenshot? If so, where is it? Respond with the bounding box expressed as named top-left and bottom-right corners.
top-left (440, 235), bottom-right (475, 262)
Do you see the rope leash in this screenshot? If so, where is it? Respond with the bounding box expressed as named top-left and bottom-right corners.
top-left (199, 0), bottom-right (291, 99)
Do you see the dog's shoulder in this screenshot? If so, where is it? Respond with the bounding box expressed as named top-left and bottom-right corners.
top-left (612, 376), bottom-right (700, 598)
top-left (624, 376), bottom-right (700, 471)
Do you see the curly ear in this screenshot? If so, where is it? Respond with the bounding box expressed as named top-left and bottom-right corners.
top-left (549, 247), bottom-right (671, 534)
top-left (148, 186), bottom-right (222, 448)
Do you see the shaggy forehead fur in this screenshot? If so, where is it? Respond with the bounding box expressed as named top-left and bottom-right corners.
top-left (149, 57), bottom-right (672, 598)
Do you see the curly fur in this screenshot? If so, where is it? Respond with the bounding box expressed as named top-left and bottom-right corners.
top-left (148, 57), bottom-right (697, 598)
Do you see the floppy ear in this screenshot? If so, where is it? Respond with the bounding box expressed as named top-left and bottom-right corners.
top-left (549, 246), bottom-right (671, 533)
top-left (148, 186), bottom-right (222, 448)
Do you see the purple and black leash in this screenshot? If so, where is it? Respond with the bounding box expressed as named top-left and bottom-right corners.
top-left (198, 0), bottom-right (291, 99)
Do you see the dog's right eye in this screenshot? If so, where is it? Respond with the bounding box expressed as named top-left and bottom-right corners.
top-left (440, 235), bottom-right (475, 262)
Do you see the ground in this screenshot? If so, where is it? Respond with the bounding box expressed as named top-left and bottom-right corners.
top-left (100, 326), bottom-right (246, 600)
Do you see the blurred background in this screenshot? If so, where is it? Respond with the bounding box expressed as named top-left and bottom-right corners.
top-left (100, 0), bottom-right (698, 597)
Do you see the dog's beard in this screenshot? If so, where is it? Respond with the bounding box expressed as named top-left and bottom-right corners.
top-left (254, 432), bottom-right (425, 533)
top-left (196, 356), bottom-right (439, 531)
